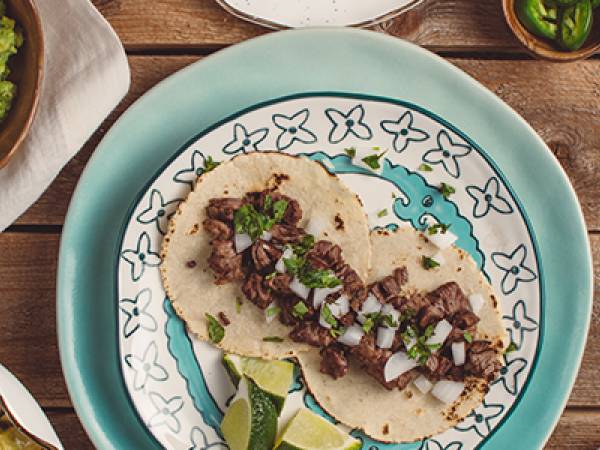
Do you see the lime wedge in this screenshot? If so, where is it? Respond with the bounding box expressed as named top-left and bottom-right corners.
top-left (221, 377), bottom-right (278, 450)
top-left (223, 354), bottom-right (294, 414)
top-left (274, 408), bottom-right (361, 450)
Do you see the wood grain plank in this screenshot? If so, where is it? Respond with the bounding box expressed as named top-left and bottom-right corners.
top-left (14, 56), bottom-right (600, 231)
top-left (0, 232), bottom-right (598, 408)
top-left (42, 407), bottom-right (600, 449)
top-left (92, 0), bottom-right (521, 51)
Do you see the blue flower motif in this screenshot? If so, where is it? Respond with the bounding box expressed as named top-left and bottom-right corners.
top-left (272, 109), bottom-right (317, 150)
top-left (491, 244), bottom-right (537, 295)
top-left (121, 231), bottom-right (161, 282)
top-left (466, 177), bottom-right (513, 218)
top-left (190, 426), bottom-right (228, 450)
top-left (493, 356), bottom-right (527, 395)
top-left (119, 288), bottom-right (157, 338)
top-left (148, 392), bottom-right (184, 433)
top-left (136, 189), bottom-right (181, 234)
top-left (125, 341), bottom-right (168, 390)
top-left (423, 130), bottom-right (471, 178)
top-left (381, 111), bottom-right (429, 153)
top-left (503, 299), bottom-right (538, 349)
top-left (324, 104), bottom-right (372, 144)
top-left (222, 123), bottom-right (269, 155)
top-left (455, 400), bottom-right (504, 438)
top-left (419, 439), bottom-right (463, 450)
top-left (173, 150), bottom-right (211, 186)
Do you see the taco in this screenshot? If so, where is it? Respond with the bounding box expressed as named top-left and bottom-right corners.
top-left (299, 227), bottom-right (508, 442)
top-left (160, 152), bottom-right (371, 359)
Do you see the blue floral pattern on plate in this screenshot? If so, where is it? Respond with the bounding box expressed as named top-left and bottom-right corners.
top-left (116, 95), bottom-right (542, 450)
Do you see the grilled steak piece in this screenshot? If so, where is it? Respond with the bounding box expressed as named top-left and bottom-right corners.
top-left (417, 304), bottom-right (445, 328)
top-left (203, 219), bottom-right (233, 240)
top-left (207, 240), bottom-right (244, 284)
top-left (207, 198), bottom-right (245, 222)
top-left (424, 354), bottom-right (453, 380)
top-left (289, 322), bottom-right (334, 347)
top-left (251, 239), bottom-right (282, 271)
top-left (320, 345), bottom-right (348, 379)
top-left (465, 340), bottom-right (502, 381)
top-left (264, 273), bottom-right (293, 295)
top-left (306, 241), bottom-right (343, 270)
top-left (370, 267), bottom-right (409, 302)
top-left (241, 273), bottom-right (273, 309)
top-left (427, 282), bottom-right (471, 316)
top-left (453, 309), bottom-right (480, 329)
top-left (270, 224), bottom-right (305, 244)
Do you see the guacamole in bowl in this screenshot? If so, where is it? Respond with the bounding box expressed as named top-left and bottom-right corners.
top-left (0, 1), bottom-right (22, 123)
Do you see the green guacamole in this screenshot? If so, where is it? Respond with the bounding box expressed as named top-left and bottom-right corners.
top-left (0, 1), bottom-right (23, 123)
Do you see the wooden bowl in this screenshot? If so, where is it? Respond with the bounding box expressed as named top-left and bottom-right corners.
top-left (0, 0), bottom-right (44, 169)
top-left (503, 0), bottom-right (600, 62)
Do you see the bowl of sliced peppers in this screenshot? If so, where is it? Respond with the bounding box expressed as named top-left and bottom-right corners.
top-left (503, 0), bottom-right (600, 61)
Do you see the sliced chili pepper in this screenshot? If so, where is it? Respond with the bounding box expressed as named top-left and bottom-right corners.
top-left (559, 0), bottom-right (593, 51)
top-left (517, 0), bottom-right (559, 40)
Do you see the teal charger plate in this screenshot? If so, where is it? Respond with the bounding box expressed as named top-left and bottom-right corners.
top-left (57, 28), bottom-right (592, 449)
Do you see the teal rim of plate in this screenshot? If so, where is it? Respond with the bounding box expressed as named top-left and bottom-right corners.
top-left (57, 28), bottom-right (592, 450)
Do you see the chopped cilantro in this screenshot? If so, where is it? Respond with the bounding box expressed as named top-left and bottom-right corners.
top-left (361, 312), bottom-right (380, 334)
top-left (235, 297), bottom-right (242, 314)
top-left (266, 305), bottom-right (281, 318)
top-left (291, 234), bottom-right (315, 257)
top-left (330, 327), bottom-right (345, 338)
top-left (381, 314), bottom-right (398, 328)
top-left (418, 163), bottom-right (433, 172)
top-left (399, 309), bottom-right (416, 324)
top-left (300, 268), bottom-right (341, 288)
top-left (427, 223), bottom-right (451, 235)
top-left (321, 304), bottom-right (338, 328)
top-left (292, 301), bottom-right (309, 319)
top-left (265, 272), bottom-right (277, 280)
top-left (422, 256), bottom-right (440, 270)
top-left (233, 198), bottom-right (289, 241)
top-left (263, 336), bottom-right (284, 343)
top-left (205, 313), bottom-right (224, 344)
top-left (344, 147), bottom-right (357, 158)
top-left (361, 151), bottom-right (387, 170)
top-left (439, 182), bottom-right (456, 199)
top-left (203, 156), bottom-right (220, 172)
top-left (463, 331), bottom-right (473, 343)
top-left (377, 209), bottom-right (388, 218)
top-left (423, 324), bottom-right (435, 339)
top-left (391, 192), bottom-right (397, 199)
top-left (403, 324), bottom-right (441, 365)
top-left (284, 236), bottom-right (341, 289)
top-left (505, 342), bottom-right (517, 354)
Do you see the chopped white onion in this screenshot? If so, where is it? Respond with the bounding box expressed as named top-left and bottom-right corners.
top-left (338, 325), bottom-right (364, 347)
top-left (328, 302), bottom-right (342, 319)
top-left (433, 251), bottom-right (446, 266)
top-left (427, 319), bottom-right (452, 346)
top-left (312, 285), bottom-right (343, 309)
top-left (261, 230), bottom-right (272, 241)
top-left (275, 247), bottom-right (293, 273)
top-left (265, 302), bottom-right (278, 324)
top-left (290, 277), bottom-right (310, 300)
top-left (452, 342), bottom-right (466, 366)
top-left (377, 327), bottom-right (396, 349)
top-left (334, 294), bottom-right (350, 316)
top-left (234, 233), bottom-right (253, 253)
top-left (380, 304), bottom-right (400, 329)
top-left (413, 375), bottom-right (433, 394)
top-left (427, 230), bottom-right (458, 250)
top-left (358, 295), bottom-right (382, 322)
top-left (469, 293), bottom-right (484, 315)
top-left (431, 380), bottom-right (465, 404)
top-left (384, 352), bottom-right (418, 382)
top-left (305, 217), bottom-right (326, 237)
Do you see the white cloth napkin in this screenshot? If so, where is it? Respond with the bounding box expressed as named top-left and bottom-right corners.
top-left (0, 0), bottom-right (130, 231)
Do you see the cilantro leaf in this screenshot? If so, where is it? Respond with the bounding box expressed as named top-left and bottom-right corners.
top-left (422, 256), bottom-right (440, 270)
top-left (505, 342), bottom-right (517, 354)
top-left (266, 304), bottom-right (281, 318)
top-left (300, 268), bottom-right (341, 289)
top-left (291, 234), bottom-right (315, 256)
top-left (345, 147), bottom-right (357, 158)
top-left (292, 301), bottom-right (309, 319)
top-left (330, 327), bottom-right (345, 338)
top-left (381, 314), bottom-right (399, 328)
top-left (204, 156), bottom-right (220, 172)
top-left (377, 209), bottom-right (388, 218)
top-left (205, 313), bottom-right (224, 344)
top-left (418, 163), bottom-right (433, 172)
top-left (235, 297), bottom-right (242, 314)
top-left (321, 304), bottom-right (338, 328)
top-left (463, 331), bottom-right (473, 343)
top-left (263, 336), bottom-right (284, 343)
top-left (439, 182), bottom-right (456, 199)
top-left (361, 151), bottom-right (387, 170)
top-left (427, 223), bottom-right (450, 235)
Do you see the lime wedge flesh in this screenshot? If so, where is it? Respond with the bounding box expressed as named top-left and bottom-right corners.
top-left (221, 377), bottom-right (278, 450)
top-left (223, 354), bottom-right (294, 414)
top-left (275, 408), bottom-right (361, 450)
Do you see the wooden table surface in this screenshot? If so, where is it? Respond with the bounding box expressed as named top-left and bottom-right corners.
top-left (1, 1), bottom-right (598, 448)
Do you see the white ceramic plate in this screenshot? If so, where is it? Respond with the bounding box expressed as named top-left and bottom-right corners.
top-left (116, 94), bottom-right (541, 450)
top-left (215, 0), bottom-right (423, 28)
